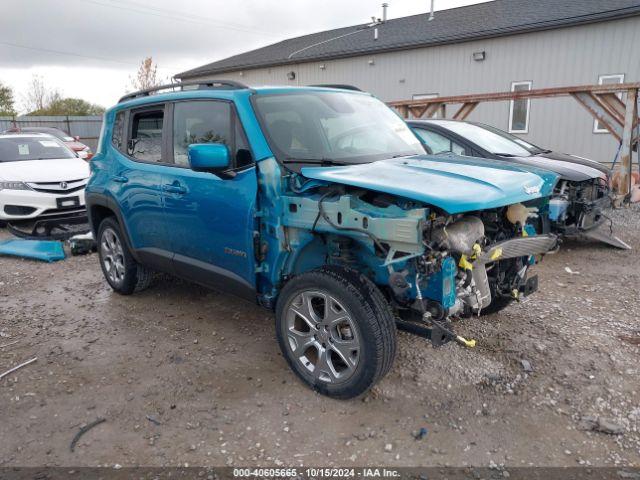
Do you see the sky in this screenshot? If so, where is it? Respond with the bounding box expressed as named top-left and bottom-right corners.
top-left (0, 0), bottom-right (491, 112)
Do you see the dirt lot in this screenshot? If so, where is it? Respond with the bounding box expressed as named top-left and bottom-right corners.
top-left (1, 207), bottom-right (639, 469)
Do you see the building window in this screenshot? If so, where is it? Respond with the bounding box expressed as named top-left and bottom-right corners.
top-left (594, 74), bottom-right (625, 133)
top-left (508, 81), bottom-right (531, 134)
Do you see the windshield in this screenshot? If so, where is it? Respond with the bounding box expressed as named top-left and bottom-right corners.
top-left (437, 121), bottom-right (542, 157)
top-left (0, 136), bottom-right (76, 162)
top-left (253, 91), bottom-right (425, 165)
top-left (22, 128), bottom-right (74, 142)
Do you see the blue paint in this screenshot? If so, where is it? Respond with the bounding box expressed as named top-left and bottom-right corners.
top-left (302, 156), bottom-right (558, 214)
top-left (0, 240), bottom-right (65, 262)
top-left (422, 257), bottom-right (457, 309)
top-left (187, 143), bottom-right (230, 170)
top-left (88, 85), bottom-right (557, 316)
top-left (548, 199), bottom-right (569, 222)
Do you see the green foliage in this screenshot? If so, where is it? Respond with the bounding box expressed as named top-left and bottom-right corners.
top-left (31, 97), bottom-right (105, 116)
top-left (0, 82), bottom-right (16, 116)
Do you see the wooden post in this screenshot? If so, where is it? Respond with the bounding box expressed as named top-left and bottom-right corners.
top-left (618, 88), bottom-right (638, 199)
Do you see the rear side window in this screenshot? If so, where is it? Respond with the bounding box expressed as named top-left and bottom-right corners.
top-left (128, 108), bottom-right (164, 163)
top-left (172, 100), bottom-right (253, 168)
top-left (112, 111), bottom-right (125, 151)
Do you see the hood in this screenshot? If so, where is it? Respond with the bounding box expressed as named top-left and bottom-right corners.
top-left (499, 153), bottom-right (606, 182)
top-left (301, 155), bottom-right (558, 214)
top-left (0, 158), bottom-right (90, 183)
top-left (534, 150), bottom-right (610, 178)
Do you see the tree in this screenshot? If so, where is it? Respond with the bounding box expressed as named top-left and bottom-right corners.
top-left (0, 81), bottom-right (16, 116)
top-left (129, 57), bottom-right (164, 91)
top-left (22, 75), bottom-right (61, 113)
top-left (32, 98), bottom-right (105, 116)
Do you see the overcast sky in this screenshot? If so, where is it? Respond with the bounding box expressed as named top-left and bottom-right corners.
top-left (1, 0), bottom-right (490, 112)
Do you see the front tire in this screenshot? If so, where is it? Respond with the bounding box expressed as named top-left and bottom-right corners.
top-left (97, 217), bottom-right (153, 295)
top-left (275, 266), bottom-right (396, 399)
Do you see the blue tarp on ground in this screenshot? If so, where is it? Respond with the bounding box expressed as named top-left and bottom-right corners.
top-left (0, 239), bottom-right (66, 262)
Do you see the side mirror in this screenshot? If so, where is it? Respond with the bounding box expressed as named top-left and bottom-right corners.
top-left (188, 143), bottom-right (231, 173)
top-left (74, 135), bottom-right (81, 141)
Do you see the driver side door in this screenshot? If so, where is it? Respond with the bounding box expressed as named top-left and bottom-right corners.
top-left (162, 99), bottom-right (258, 300)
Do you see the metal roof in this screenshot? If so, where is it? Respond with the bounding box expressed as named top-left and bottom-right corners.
top-left (177, 0), bottom-right (640, 79)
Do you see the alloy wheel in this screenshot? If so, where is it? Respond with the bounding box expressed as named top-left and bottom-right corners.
top-left (284, 290), bottom-right (360, 384)
top-left (100, 227), bottom-right (126, 286)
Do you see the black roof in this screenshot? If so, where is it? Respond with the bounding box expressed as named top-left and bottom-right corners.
top-left (177, 0), bottom-right (640, 79)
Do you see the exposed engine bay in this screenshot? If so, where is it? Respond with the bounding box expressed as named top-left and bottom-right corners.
top-left (275, 180), bottom-right (557, 344)
top-left (549, 177), bottom-right (611, 234)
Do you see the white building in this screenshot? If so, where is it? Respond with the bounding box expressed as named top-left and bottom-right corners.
top-left (177, 0), bottom-right (640, 164)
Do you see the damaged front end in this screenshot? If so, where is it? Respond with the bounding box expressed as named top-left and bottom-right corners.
top-left (549, 178), bottom-right (630, 249)
top-left (256, 157), bottom-right (557, 347)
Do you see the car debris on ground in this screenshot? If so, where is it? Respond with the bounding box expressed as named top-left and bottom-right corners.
top-left (0, 239), bottom-right (65, 262)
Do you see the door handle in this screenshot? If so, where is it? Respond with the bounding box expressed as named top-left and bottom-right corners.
top-left (162, 184), bottom-right (187, 194)
top-left (112, 175), bottom-right (128, 183)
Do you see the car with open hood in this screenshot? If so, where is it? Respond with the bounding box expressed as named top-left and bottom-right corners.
top-left (408, 119), bottom-right (629, 249)
top-left (86, 83), bottom-right (559, 398)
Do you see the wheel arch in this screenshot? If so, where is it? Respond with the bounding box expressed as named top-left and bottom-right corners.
top-left (86, 192), bottom-right (141, 263)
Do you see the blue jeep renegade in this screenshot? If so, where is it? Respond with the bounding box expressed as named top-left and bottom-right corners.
top-left (86, 81), bottom-right (558, 398)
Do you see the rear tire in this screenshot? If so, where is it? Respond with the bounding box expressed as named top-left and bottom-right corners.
top-left (275, 266), bottom-right (396, 399)
top-left (97, 217), bottom-right (153, 295)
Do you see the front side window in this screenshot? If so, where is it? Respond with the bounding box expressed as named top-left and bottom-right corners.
top-left (509, 81), bottom-right (532, 133)
top-left (128, 108), bottom-right (164, 162)
top-left (414, 128), bottom-right (466, 155)
top-left (172, 100), bottom-right (252, 168)
top-left (173, 101), bottom-right (231, 167)
top-left (253, 91), bottom-right (424, 167)
top-left (594, 74), bottom-right (624, 133)
top-left (0, 136), bottom-right (76, 162)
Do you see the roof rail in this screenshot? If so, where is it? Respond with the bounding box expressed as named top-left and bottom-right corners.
top-left (118, 80), bottom-right (249, 104)
top-left (308, 84), bottom-right (362, 91)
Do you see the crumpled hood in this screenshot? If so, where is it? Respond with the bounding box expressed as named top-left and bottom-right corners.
top-left (0, 158), bottom-right (90, 183)
top-left (302, 155), bottom-right (558, 214)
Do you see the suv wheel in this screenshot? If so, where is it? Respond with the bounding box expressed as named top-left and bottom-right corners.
top-left (97, 217), bottom-right (153, 295)
top-left (275, 266), bottom-right (396, 399)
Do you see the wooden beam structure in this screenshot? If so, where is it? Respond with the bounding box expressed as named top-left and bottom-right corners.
top-left (389, 83), bottom-right (640, 200)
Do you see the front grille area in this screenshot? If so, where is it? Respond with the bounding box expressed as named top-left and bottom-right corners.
top-left (40, 206), bottom-right (86, 217)
top-left (4, 205), bottom-right (37, 216)
top-left (26, 178), bottom-right (88, 195)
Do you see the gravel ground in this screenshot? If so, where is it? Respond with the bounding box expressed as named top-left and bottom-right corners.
top-left (0, 206), bottom-right (639, 469)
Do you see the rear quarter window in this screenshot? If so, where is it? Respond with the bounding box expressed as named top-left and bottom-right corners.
top-left (111, 111), bottom-right (125, 151)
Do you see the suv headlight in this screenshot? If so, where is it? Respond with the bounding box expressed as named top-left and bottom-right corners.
top-left (0, 181), bottom-right (31, 191)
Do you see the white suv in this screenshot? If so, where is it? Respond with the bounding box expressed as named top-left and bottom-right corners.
top-left (0, 133), bottom-right (90, 230)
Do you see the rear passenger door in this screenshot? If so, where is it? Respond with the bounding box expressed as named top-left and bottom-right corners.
top-left (110, 105), bottom-right (173, 271)
top-left (162, 99), bottom-right (258, 299)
